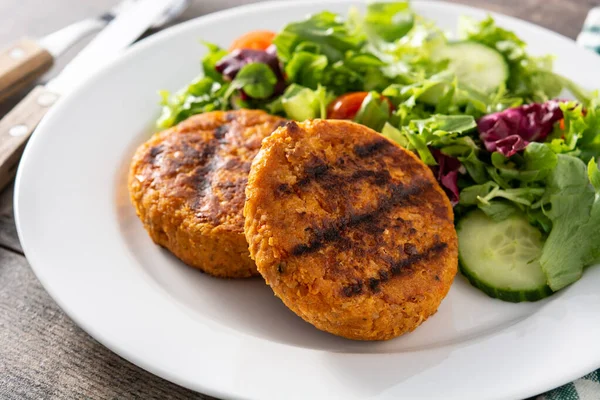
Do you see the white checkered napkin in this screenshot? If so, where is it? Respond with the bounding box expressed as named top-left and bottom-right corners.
top-left (577, 7), bottom-right (600, 54)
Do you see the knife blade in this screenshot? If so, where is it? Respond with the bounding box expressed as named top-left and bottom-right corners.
top-left (0, 0), bottom-right (190, 103)
top-left (48, 0), bottom-right (174, 95)
top-left (0, 0), bottom-right (179, 191)
top-left (0, 0), bottom-right (135, 104)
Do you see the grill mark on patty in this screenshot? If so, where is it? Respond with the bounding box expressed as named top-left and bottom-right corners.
top-left (137, 111), bottom-right (286, 231)
top-left (290, 180), bottom-right (431, 256)
top-left (213, 125), bottom-right (229, 140)
top-left (181, 139), bottom-right (220, 192)
top-left (354, 139), bottom-right (393, 158)
top-left (289, 156), bottom-right (393, 192)
top-left (215, 177), bottom-right (247, 201)
top-left (143, 144), bottom-right (166, 166)
top-left (347, 169), bottom-right (391, 186)
top-left (160, 139), bottom-right (213, 173)
top-left (342, 280), bottom-right (364, 296)
top-left (341, 241), bottom-right (448, 297)
top-left (276, 183), bottom-right (293, 197)
top-left (368, 277), bottom-right (381, 293)
top-left (222, 157), bottom-right (251, 172)
top-left (297, 157), bottom-right (329, 187)
top-left (149, 144), bottom-right (164, 158)
top-left (174, 120), bottom-right (285, 222)
top-left (189, 119), bottom-right (285, 223)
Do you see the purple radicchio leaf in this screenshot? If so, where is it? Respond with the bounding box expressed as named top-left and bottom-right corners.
top-left (430, 148), bottom-right (463, 205)
top-left (215, 47), bottom-right (286, 96)
top-left (477, 100), bottom-right (564, 157)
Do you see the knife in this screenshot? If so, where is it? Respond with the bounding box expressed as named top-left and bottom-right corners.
top-left (0, 0), bottom-right (189, 105)
top-left (0, 0), bottom-right (179, 191)
top-left (0, 1), bottom-right (127, 104)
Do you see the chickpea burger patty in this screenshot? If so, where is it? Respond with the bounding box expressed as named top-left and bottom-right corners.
top-left (244, 119), bottom-right (458, 340)
top-left (129, 110), bottom-right (286, 278)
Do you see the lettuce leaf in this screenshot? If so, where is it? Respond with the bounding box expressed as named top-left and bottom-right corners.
top-left (226, 63), bottom-right (278, 99)
top-left (460, 16), bottom-right (590, 104)
top-left (354, 92), bottom-right (392, 131)
top-left (156, 76), bottom-right (230, 128)
top-left (539, 155), bottom-right (600, 290)
top-left (488, 143), bottom-right (558, 183)
top-left (273, 11), bottom-right (364, 63)
top-left (274, 84), bottom-right (333, 120)
top-left (460, 181), bottom-right (545, 208)
top-left (201, 42), bottom-right (228, 81)
top-left (384, 114), bottom-right (477, 166)
top-left (273, 11), bottom-right (391, 95)
top-left (547, 99), bottom-right (600, 160)
top-left (363, 1), bottom-right (414, 42)
top-left (285, 52), bottom-right (328, 89)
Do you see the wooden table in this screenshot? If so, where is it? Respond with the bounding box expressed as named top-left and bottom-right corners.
top-left (0, 0), bottom-right (598, 398)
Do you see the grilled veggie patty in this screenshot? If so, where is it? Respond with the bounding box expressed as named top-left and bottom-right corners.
top-left (129, 110), bottom-right (286, 278)
top-left (244, 119), bottom-right (458, 340)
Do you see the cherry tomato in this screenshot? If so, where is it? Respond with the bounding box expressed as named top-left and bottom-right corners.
top-left (229, 30), bottom-right (277, 51)
top-left (327, 92), bottom-right (394, 120)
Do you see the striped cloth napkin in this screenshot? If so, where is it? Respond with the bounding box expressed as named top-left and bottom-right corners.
top-left (535, 7), bottom-right (600, 400)
top-left (576, 7), bottom-right (600, 53)
top-left (537, 371), bottom-right (600, 399)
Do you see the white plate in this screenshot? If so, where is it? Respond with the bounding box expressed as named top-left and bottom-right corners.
top-left (14, 1), bottom-right (600, 399)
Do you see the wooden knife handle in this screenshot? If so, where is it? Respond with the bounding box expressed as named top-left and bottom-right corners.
top-left (0, 38), bottom-right (54, 103)
top-left (0, 85), bottom-right (59, 190)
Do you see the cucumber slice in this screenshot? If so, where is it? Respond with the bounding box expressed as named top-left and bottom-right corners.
top-left (457, 210), bottom-right (553, 302)
top-left (421, 41), bottom-right (509, 105)
top-left (436, 41), bottom-right (509, 93)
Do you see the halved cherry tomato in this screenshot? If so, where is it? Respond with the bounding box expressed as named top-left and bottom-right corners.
top-left (229, 30), bottom-right (277, 51)
top-left (327, 92), bottom-right (394, 120)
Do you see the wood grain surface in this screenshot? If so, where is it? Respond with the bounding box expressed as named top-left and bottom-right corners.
top-left (0, 0), bottom-right (598, 399)
top-left (0, 38), bottom-right (53, 103)
top-left (0, 85), bottom-right (59, 191)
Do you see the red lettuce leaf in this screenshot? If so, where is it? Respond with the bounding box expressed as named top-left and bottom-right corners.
top-left (477, 100), bottom-right (564, 157)
top-left (216, 47), bottom-right (280, 78)
top-left (215, 46), bottom-right (286, 97)
top-left (431, 148), bottom-right (462, 205)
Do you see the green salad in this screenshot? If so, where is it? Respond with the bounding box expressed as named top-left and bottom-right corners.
top-left (157, 1), bottom-right (600, 302)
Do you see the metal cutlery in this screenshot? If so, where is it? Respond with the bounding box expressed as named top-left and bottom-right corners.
top-left (0, 0), bottom-right (189, 104)
top-left (0, 0), bottom-right (189, 190)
